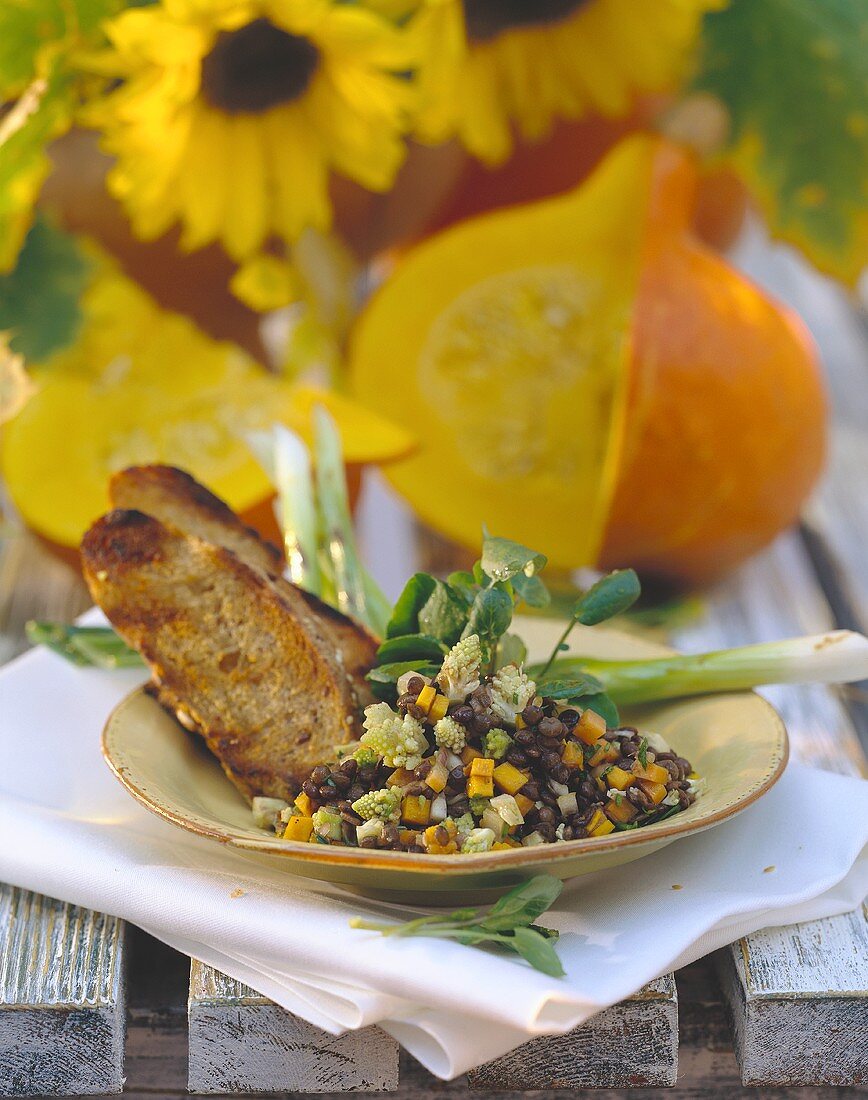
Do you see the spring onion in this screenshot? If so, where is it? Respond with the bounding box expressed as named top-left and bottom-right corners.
top-left (25, 622), bottom-right (144, 669)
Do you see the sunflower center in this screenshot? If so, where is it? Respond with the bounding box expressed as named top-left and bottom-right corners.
top-left (463, 0), bottom-right (591, 42)
top-left (200, 18), bottom-right (319, 114)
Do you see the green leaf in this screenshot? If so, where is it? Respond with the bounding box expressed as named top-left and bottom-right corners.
top-left (495, 632), bottom-right (527, 670)
top-left (511, 571), bottom-right (550, 609)
top-left (418, 580), bottom-right (469, 645)
top-left (573, 691), bottom-right (620, 729)
top-left (536, 674), bottom-right (605, 699)
top-left (509, 927), bottom-right (566, 977)
top-left (481, 535), bottom-right (547, 583)
top-left (693, 0), bottom-right (868, 283)
top-left (462, 586), bottom-right (514, 653)
top-left (446, 570), bottom-right (477, 604)
top-left (0, 217), bottom-right (91, 359)
top-left (375, 634), bottom-right (447, 663)
top-left (481, 875), bottom-right (563, 931)
top-left (366, 660), bottom-right (442, 702)
top-left (385, 573), bottom-right (437, 638)
top-left (573, 570), bottom-right (640, 627)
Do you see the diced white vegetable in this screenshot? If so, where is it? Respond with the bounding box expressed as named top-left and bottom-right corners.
top-left (251, 797), bottom-right (290, 829)
top-left (481, 806), bottom-right (507, 838)
top-left (522, 831), bottom-right (546, 847)
top-left (397, 670), bottom-right (431, 696)
top-left (356, 818), bottom-right (385, 845)
top-left (687, 776), bottom-right (707, 799)
top-left (490, 793), bottom-right (524, 827)
top-left (555, 823), bottom-right (566, 842)
top-left (430, 792), bottom-right (448, 823)
top-left (444, 750), bottom-right (463, 771)
top-left (556, 791), bottom-right (578, 817)
top-left (662, 789), bottom-right (681, 807)
top-left (548, 779), bottom-right (569, 797)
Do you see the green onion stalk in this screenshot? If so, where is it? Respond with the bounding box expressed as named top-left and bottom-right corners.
top-left (537, 630), bottom-right (868, 706)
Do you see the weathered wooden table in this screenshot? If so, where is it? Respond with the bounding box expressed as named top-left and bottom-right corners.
top-left (1, 235), bottom-right (866, 1096)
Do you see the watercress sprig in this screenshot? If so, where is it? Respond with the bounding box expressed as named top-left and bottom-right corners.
top-left (350, 875), bottom-right (565, 977)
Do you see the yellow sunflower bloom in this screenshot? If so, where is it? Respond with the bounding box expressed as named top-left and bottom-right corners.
top-left (89, 0), bottom-right (416, 259)
top-left (412, 0), bottom-right (725, 165)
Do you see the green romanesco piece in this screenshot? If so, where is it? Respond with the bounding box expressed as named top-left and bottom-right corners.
top-left (484, 727), bottom-right (512, 760)
top-left (436, 633), bottom-right (482, 702)
top-left (454, 812), bottom-right (475, 838)
top-left (352, 745), bottom-right (380, 767)
top-left (311, 807), bottom-right (342, 841)
top-left (490, 664), bottom-right (536, 725)
top-left (461, 827), bottom-right (497, 854)
top-left (351, 787), bottom-right (401, 823)
top-left (434, 715), bottom-right (466, 753)
top-left (360, 701), bottom-right (428, 769)
top-left (469, 795), bottom-right (491, 817)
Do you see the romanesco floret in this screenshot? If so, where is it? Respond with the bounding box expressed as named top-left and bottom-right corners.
top-left (312, 807), bottom-right (342, 841)
top-left (434, 715), bottom-right (466, 753)
top-left (437, 634), bottom-right (482, 702)
top-left (469, 795), bottom-right (491, 817)
top-left (461, 827), bottom-right (496, 854)
top-left (351, 788), bottom-right (401, 823)
top-left (360, 702), bottom-right (428, 769)
top-left (454, 812), bottom-right (475, 838)
top-left (490, 664), bottom-right (536, 724)
top-left (352, 745), bottom-right (380, 767)
top-left (484, 728), bottom-right (512, 760)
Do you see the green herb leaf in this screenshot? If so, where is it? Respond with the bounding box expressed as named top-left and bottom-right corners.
top-left (536, 675), bottom-right (605, 700)
top-left (481, 875), bottom-right (563, 930)
top-left (509, 926), bottom-right (566, 978)
top-left (418, 580), bottom-right (469, 645)
top-left (462, 586), bottom-right (514, 655)
top-left (637, 736), bottom-right (649, 769)
top-left (385, 573), bottom-right (437, 638)
top-left (573, 692), bottom-right (620, 729)
top-left (375, 634), bottom-right (448, 664)
top-left (366, 660), bottom-right (442, 701)
top-left (495, 632), bottom-right (528, 671)
top-left (0, 217), bottom-right (91, 358)
top-left (511, 571), bottom-right (551, 609)
top-left (693, 0), bottom-right (868, 283)
top-left (481, 535), bottom-right (547, 583)
top-left (446, 570), bottom-right (477, 604)
top-left (573, 570), bottom-right (640, 627)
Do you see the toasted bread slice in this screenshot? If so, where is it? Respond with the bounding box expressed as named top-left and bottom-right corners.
top-left (82, 509), bottom-right (369, 802)
top-left (109, 465), bottom-right (378, 691)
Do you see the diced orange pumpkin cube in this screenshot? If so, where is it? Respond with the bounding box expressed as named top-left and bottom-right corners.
top-left (635, 778), bottom-right (668, 804)
top-left (493, 761), bottom-right (528, 794)
top-left (561, 741), bottom-right (584, 768)
top-left (399, 829), bottom-right (420, 847)
top-left (428, 693), bottom-right (449, 723)
top-left (416, 684), bottom-right (436, 714)
top-left (425, 761), bottom-right (449, 793)
top-left (588, 812), bottom-right (616, 837)
top-left (606, 765), bottom-right (635, 791)
top-left (423, 821), bottom-right (458, 853)
top-left (587, 740), bottom-right (619, 767)
top-left (492, 841), bottom-right (516, 850)
top-left (470, 757), bottom-right (495, 778)
top-left (514, 793), bottom-right (535, 816)
top-left (632, 761), bottom-right (670, 785)
top-left (282, 815), bottom-right (314, 842)
top-left (401, 794), bottom-right (431, 825)
top-left (467, 774), bottom-right (494, 799)
top-left (460, 745), bottom-right (482, 765)
top-left (386, 767), bottom-right (416, 788)
top-left (575, 708), bottom-right (608, 745)
top-left (514, 714), bottom-right (526, 731)
top-left (294, 792), bottom-right (314, 817)
top-left (605, 797), bottom-right (638, 824)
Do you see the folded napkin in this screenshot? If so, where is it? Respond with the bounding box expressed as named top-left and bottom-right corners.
top-left (2, 624), bottom-right (867, 1079)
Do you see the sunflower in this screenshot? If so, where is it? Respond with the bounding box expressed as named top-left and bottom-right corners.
top-left (88, 0), bottom-right (416, 260)
top-left (412, 0), bottom-right (724, 165)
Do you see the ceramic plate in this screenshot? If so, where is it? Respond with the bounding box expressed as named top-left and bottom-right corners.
top-left (102, 617), bottom-right (788, 901)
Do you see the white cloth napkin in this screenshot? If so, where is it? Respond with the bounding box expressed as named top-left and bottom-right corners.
top-left (2, 626), bottom-right (867, 1079)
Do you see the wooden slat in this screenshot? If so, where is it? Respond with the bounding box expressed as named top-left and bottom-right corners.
top-left (187, 961), bottom-right (400, 1093)
top-left (672, 532), bottom-right (868, 1087)
top-left (0, 886), bottom-right (126, 1095)
top-left (467, 976), bottom-right (678, 1090)
top-left (0, 518), bottom-right (127, 1096)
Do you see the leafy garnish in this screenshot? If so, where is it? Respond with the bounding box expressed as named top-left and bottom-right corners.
top-left (417, 579), bottom-right (468, 645)
top-left (480, 535), bottom-right (547, 584)
top-left (375, 634), bottom-right (448, 664)
top-left (693, 0), bottom-right (868, 283)
top-left (637, 736), bottom-right (649, 770)
top-left (386, 573), bottom-right (437, 638)
top-left (536, 675), bottom-right (605, 700)
top-left (350, 875), bottom-right (565, 977)
top-left (366, 660), bottom-right (442, 701)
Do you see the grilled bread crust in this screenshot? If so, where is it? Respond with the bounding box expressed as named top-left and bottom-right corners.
top-left (82, 508), bottom-right (371, 802)
top-left (108, 465), bottom-right (378, 690)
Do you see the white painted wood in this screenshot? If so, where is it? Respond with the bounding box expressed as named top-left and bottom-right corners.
top-left (467, 976), bottom-right (678, 1090)
top-left (672, 532), bottom-right (868, 1087)
top-left (187, 960), bottom-right (399, 1093)
top-left (0, 885), bottom-right (126, 1095)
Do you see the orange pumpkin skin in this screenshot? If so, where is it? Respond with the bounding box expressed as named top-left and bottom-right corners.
top-left (600, 146), bottom-right (827, 585)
